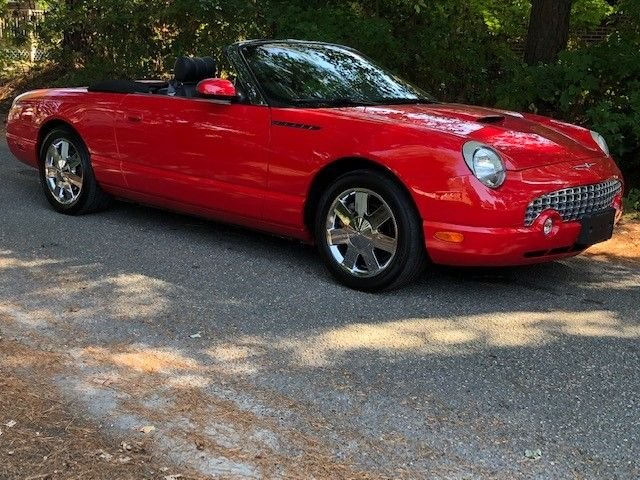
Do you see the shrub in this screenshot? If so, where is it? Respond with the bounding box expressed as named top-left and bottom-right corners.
top-left (626, 189), bottom-right (640, 213)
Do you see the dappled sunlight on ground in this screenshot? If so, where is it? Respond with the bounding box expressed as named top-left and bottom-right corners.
top-left (0, 251), bottom-right (174, 325)
top-left (86, 345), bottom-right (200, 374)
top-left (0, 244), bottom-right (637, 376)
top-left (209, 309), bottom-right (639, 368)
top-left (0, 250), bottom-right (63, 270)
top-left (102, 274), bottom-right (173, 318)
top-left (0, 231), bottom-right (638, 478)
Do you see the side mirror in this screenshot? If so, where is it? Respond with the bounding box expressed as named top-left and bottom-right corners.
top-left (196, 78), bottom-right (237, 100)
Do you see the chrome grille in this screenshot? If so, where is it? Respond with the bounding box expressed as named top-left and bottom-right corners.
top-left (524, 178), bottom-right (621, 226)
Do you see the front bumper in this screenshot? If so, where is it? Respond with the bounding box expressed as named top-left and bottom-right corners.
top-left (424, 218), bottom-right (582, 266)
top-left (423, 207), bottom-right (621, 267)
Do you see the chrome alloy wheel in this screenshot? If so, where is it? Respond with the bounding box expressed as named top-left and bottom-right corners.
top-left (325, 188), bottom-right (398, 277)
top-left (44, 139), bottom-right (83, 205)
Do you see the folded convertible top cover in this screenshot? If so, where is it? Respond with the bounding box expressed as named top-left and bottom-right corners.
top-left (88, 80), bottom-right (151, 94)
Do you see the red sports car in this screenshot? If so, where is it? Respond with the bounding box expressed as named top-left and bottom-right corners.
top-left (5, 40), bottom-right (623, 290)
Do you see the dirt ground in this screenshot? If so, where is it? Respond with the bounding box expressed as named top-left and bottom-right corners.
top-left (585, 216), bottom-right (640, 264)
top-left (0, 338), bottom-right (206, 480)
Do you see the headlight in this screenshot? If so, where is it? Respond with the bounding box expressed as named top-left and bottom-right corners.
top-left (462, 141), bottom-right (506, 189)
top-left (590, 131), bottom-right (610, 157)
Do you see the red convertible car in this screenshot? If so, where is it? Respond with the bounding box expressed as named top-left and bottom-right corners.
top-left (6, 40), bottom-right (623, 290)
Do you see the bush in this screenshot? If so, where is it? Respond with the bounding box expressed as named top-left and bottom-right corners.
top-left (626, 189), bottom-right (640, 213)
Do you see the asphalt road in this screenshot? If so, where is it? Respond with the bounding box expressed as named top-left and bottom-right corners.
top-left (1, 137), bottom-right (639, 479)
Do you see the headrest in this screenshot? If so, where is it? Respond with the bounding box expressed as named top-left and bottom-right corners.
top-left (174, 56), bottom-right (217, 83)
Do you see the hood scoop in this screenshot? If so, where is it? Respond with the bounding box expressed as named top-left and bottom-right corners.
top-left (476, 115), bottom-right (506, 124)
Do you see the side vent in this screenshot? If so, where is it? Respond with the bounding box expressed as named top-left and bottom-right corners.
top-left (476, 115), bottom-right (505, 124)
top-left (272, 120), bottom-right (321, 131)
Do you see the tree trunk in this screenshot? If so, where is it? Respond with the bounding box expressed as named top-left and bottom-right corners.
top-left (524, 0), bottom-right (573, 65)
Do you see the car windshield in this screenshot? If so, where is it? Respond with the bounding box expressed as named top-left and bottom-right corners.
top-left (241, 42), bottom-right (435, 108)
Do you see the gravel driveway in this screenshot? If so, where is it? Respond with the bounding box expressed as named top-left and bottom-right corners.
top-left (1, 137), bottom-right (639, 479)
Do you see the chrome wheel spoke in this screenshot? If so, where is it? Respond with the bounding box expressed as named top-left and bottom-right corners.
top-left (354, 191), bottom-right (368, 218)
top-left (65, 172), bottom-right (83, 189)
top-left (54, 148), bottom-right (65, 167)
top-left (60, 140), bottom-right (70, 162)
top-left (66, 154), bottom-right (81, 169)
top-left (47, 144), bottom-right (58, 158)
top-left (360, 246), bottom-right (380, 273)
top-left (327, 228), bottom-right (351, 246)
top-left (342, 246), bottom-right (359, 271)
top-left (45, 165), bottom-right (59, 178)
top-left (368, 205), bottom-right (392, 230)
top-left (371, 232), bottom-right (397, 253)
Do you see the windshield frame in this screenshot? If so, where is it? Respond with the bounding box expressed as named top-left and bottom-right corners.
top-left (237, 40), bottom-right (436, 109)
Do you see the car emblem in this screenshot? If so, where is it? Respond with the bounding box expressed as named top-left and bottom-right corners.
top-left (573, 162), bottom-right (596, 170)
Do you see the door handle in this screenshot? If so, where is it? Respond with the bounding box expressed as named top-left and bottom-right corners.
top-left (127, 114), bottom-right (143, 123)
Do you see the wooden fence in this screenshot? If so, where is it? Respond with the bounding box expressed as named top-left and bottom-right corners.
top-left (0, 10), bottom-right (46, 62)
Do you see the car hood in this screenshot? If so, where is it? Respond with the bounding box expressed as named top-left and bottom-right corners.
top-left (337, 103), bottom-right (603, 171)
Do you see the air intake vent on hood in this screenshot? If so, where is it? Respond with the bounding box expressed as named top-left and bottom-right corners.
top-left (477, 115), bottom-right (505, 124)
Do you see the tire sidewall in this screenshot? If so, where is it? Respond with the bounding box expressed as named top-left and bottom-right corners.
top-left (314, 170), bottom-right (424, 291)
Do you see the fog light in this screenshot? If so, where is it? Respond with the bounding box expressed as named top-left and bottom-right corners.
top-left (543, 218), bottom-right (554, 235)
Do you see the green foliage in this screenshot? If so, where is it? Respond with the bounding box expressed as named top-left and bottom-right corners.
top-left (570, 0), bottom-right (615, 31)
top-left (625, 189), bottom-right (640, 214)
top-left (36, 0), bottom-right (262, 80)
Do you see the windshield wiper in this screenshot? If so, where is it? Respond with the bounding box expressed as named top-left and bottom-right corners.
top-left (290, 97), bottom-right (379, 108)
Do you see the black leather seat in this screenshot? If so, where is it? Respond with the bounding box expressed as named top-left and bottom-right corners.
top-left (173, 56), bottom-right (217, 98)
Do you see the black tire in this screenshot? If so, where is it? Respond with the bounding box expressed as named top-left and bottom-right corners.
top-left (39, 127), bottom-right (112, 215)
top-left (314, 169), bottom-right (427, 291)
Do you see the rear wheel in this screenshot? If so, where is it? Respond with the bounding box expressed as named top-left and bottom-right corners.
top-left (39, 127), bottom-right (112, 214)
top-left (315, 169), bottom-right (426, 291)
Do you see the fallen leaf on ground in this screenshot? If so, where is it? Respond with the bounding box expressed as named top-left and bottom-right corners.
top-left (524, 449), bottom-right (543, 460)
top-left (97, 450), bottom-right (113, 461)
top-left (139, 425), bottom-right (156, 434)
top-left (4, 420), bottom-right (16, 428)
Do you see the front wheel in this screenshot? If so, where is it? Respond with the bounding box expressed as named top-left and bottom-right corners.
top-left (315, 169), bottom-right (426, 291)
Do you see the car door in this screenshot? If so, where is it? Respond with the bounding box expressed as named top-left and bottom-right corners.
top-left (114, 92), bottom-right (271, 220)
